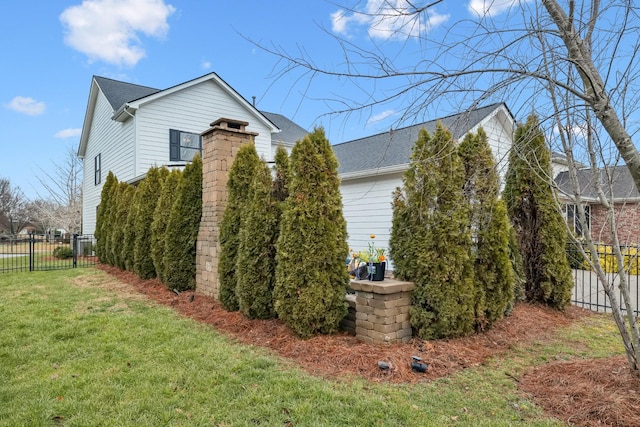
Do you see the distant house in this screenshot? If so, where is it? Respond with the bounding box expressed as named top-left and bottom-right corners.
top-left (555, 165), bottom-right (640, 244)
top-left (77, 73), bottom-right (307, 235)
top-left (332, 103), bottom-right (515, 259)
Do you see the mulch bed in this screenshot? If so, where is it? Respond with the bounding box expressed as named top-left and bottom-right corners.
top-left (97, 264), bottom-right (640, 426)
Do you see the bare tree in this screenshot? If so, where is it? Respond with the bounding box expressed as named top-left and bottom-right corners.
top-left (0, 178), bottom-right (30, 235)
top-left (254, 1), bottom-right (640, 373)
top-left (33, 146), bottom-right (83, 236)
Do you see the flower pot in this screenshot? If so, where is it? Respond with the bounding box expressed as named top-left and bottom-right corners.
top-left (368, 262), bottom-right (385, 281)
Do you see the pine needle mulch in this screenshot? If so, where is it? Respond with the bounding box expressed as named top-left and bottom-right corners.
top-left (520, 357), bottom-right (640, 426)
top-left (96, 264), bottom-right (640, 425)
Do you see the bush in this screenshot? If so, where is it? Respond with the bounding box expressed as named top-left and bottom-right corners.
top-left (53, 246), bottom-right (73, 259)
top-left (390, 123), bottom-right (475, 340)
top-left (274, 128), bottom-right (349, 338)
top-left (151, 169), bottom-right (180, 283)
top-left (236, 160), bottom-right (279, 319)
top-left (218, 144), bottom-right (261, 311)
top-left (134, 167), bottom-right (164, 279)
top-left (503, 114), bottom-right (573, 310)
top-left (163, 154), bottom-right (202, 291)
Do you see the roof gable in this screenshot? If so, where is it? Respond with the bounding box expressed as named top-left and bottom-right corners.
top-left (333, 103), bottom-right (513, 176)
top-left (78, 73), bottom-right (280, 157)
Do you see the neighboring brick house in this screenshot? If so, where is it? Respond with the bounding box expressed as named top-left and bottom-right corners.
top-left (555, 165), bottom-right (640, 245)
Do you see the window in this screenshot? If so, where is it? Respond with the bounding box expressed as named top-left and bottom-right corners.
top-left (563, 204), bottom-right (590, 237)
top-left (170, 129), bottom-right (201, 161)
top-left (94, 154), bottom-right (101, 185)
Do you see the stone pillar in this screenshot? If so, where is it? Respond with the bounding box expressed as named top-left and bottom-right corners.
top-left (196, 118), bottom-right (258, 298)
top-left (349, 279), bottom-right (415, 344)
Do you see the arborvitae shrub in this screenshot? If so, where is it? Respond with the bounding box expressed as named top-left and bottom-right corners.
top-left (458, 128), bottom-right (514, 329)
top-left (151, 168), bottom-right (180, 283)
top-left (134, 167), bottom-right (164, 279)
top-left (389, 186), bottom-right (413, 281)
top-left (273, 144), bottom-right (289, 203)
top-left (236, 160), bottom-right (279, 319)
top-left (274, 128), bottom-right (349, 338)
top-left (503, 114), bottom-right (573, 309)
top-left (104, 177), bottom-right (125, 267)
top-left (122, 186), bottom-right (139, 272)
top-left (110, 182), bottom-right (135, 270)
top-left (389, 123), bottom-right (475, 340)
top-left (95, 172), bottom-right (117, 262)
top-left (218, 144), bottom-right (261, 311)
top-left (163, 154), bottom-right (202, 291)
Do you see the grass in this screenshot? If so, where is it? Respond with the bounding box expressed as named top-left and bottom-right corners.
top-left (0, 269), bottom-right (625, 426)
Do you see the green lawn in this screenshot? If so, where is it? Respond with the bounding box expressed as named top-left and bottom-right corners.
top-left (0, 268), bottom-right (624, 426)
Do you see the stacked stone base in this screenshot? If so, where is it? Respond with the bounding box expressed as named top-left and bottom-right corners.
top-left (348, 279), bottom-right (415, 344)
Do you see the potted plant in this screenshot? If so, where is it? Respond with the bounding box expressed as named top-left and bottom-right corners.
top-left (366, 235), bottom-right (386, 281)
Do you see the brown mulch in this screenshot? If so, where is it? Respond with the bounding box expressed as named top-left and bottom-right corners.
top-left (96, 264), bottom-right (640, 426)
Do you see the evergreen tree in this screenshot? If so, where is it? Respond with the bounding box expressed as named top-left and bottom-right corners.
top-left (389, 123), bottom-right (475, 340)
top-left (274, 128), bottom-right (349, 338)
top-left (503, 114), bottom-right (573, 309)
top-left (458, 128), bottom-right (514, 329)
top-left (134, 167), bottom-right (164, 279)
top-left (218, 144), bottom-right (261, 311)
top-left (110, 182), bottom-right (135, 270)
top-left (164, 154), bottom-right (202, 291)
top-left (122, 186), bottom-right (139, 271)
top-left (236, 160), bottom-right (279, 319)
top-left (104, 177), bottom-right (125, 267)
top-left (95, 172), bottom-right (117, 262)
top-left (273, 144), bottom-right (290, 203)
top-left (151, 168), bottom-right (181, 283)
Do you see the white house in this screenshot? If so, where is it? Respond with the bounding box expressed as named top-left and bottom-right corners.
top-left (77, 73), bottom-right (308, 235)
top-left (332, 103), bottom-right (515, 261)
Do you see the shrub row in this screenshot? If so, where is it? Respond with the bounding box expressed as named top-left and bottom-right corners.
top-left (94, 155), bottom-right (202, 291)
top-left (219, 131), bottom-right (350, 338)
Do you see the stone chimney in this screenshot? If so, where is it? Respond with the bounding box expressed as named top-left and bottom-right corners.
top-left (196, 118), bottom-right (258, 298)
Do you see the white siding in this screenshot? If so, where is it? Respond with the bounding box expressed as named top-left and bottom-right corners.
top-left (338, 109), bottom-right (514, 271)
top-left (82, 93), bottom-right (135, 235)
top-left (467, 106), bottom-right (513, 185)
top-left (135, 80), bottom-right (272, 177)
top-left (340, 172), bottom-right (402, 268)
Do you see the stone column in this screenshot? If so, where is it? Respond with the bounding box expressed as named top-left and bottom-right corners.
top-left (196, 118), bottom-right (258, 298)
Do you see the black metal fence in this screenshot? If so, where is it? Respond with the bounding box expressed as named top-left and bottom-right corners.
top-left (567, 243), bottom-right (640, 317)
top-left (0, 234), bottom-right (96, 273)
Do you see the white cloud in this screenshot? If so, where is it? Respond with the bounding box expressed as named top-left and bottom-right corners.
top-left (201, 60), bottom-right (211, 70)
top-left (60, 0), bottom-right (176, 67)
top-left (5, 96), bottom-right (46, 116)
top-left (467, 0), bottom-right (521, 17)
top-left (54, 128), bottom-right (82, 138)
top-left (367, 109), bottom-right (396, 125)
top-left (331, 0), bottom-right (449, 40)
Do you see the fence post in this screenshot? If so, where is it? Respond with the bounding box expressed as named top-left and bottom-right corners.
top-left (73, 234), bottom-right (78, 268)
top-left (29, 233), bottom-right (34, 272)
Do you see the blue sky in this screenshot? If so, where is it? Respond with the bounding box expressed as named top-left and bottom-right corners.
top-left (1, 0), bottom-right (516, 199)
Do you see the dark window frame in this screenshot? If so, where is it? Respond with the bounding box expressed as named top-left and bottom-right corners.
top-left (94, 154), bottom-right (101, 185)
top-left (564, 203), bottom-right (590, 237)
top-left (169, 129), bottom-right (202, 162)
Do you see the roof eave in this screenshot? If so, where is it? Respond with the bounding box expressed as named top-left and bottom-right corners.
top-left (340, 163), bottom-right (408, 181)
top-left (78, 79), bottom-right (100, 158)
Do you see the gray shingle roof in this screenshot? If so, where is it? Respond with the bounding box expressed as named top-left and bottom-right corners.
top-left (93, 76), bottom-right (160, 111)
top-left (555, 165), bottom-right (639, 200)
top-left (261, 111), bottom-right (308, 145)
top-left (333, 103), bottom-right (508, 175)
